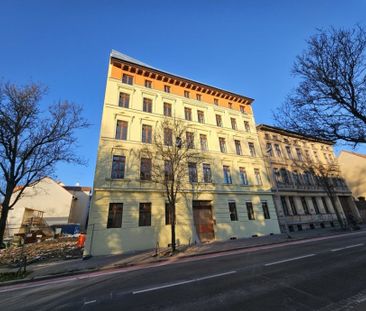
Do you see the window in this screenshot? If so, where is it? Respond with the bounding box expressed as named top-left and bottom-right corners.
top-left (321, 197), bottom-right (330, 214)
top-left (231, 118), bottom-right (237, 130)
top-left (296, 148), bottom-right (303, 161)
top-left (314, 151), bottom-right (319, 162)
top-left (281, 196), bottom-right (289, 216)
top-left (239, 167), bottom-right (249, 185)
top-left (145, 80), bottom-right (152, 88)
top-left (304, 171), bottom-right (313, 185)
top-left (203, 163), bottom-right (212, 183)
top-left (292, 171), bottom-right (301, 185)
top-left (229, 202), bottom-right (238, 221)
top-left (184, 107), bottom-right (192, 121)
top-left (139, 203), bottom-right (151, 226)
top-left (273, 135), bottom-right (278, 140)
top-left (111, 155), bottom-right (125, 179)
top-left (184, 90), bottom-right (190, 98)
top-left (312, 197), bottom-right (320, 214)
top-left (164, 128), bottom-right (173, 146)
top-left (143, 98), bottom-right (152, 113)
top-left (188, 162), bottom-right (198, 182)
top-left (196, 94), bottom-right (201, 101)
top-left (273, 168), bottom-right (281, 183)
top-left (116, 120), bottom-right (128, 140)
top-left (228, 102), bottom-right (233, 109)
top-left (305, 150), bottom-right (311, 161)
top-left (165, 203), bottom-right (172, 225)
top-left (274, 144), bottom-right (282, 157)
top-left (200, 134), bottom-right (208, 151)
top-left (164, 160), bottom-right (173, 181)
top-left (107, 203), bottom-right (123, 228)
top-left (140, 158), bottom-right (152, 180)
top-left (231, 140), bottom-right (241, 156)
top-left (289, 197), bottom-right (297, 215)
top-left (265, 133), bottom-right (270, 139)
top-left (240, 105), bottom-right (245, 113)
top-left (163, 102), bottom-right (172, 117)
top-left (119, 92), bottom-right (130, 108)
top-left (197, 110), bottom-right (205, 123)
top-left (186, 132), bottom-right (194, 149)
top-left (142, 124), bottom-right (152, 143)
top-left (262, 201), bottom-right (270, 219)
top-left (301, 197), bottom-right (310, 214)
top-left (164, 85), bottom-right (170, 93)
top-left (214, 98), bottom-right (219, 105)
top-left (285, 146), bottom-right (292, 159)
top-left (216, 114), bottom-right (223, 127)
top-left (266, 143), bottom-right (273, 156)
top-left (280, 168), bottom-right (290, 184)
top-left (223, 166), bottom-right (232, 184)
top-left (219, 137), bottom-right (226, 153)
top-left (244, 121), bottom-right (250, 132)
top-left (284, 138), bottom-right (289, 144)
top-left (246, 202), bottom-right (255, 220)
top-left (248, 142), bottom-right (256, 157)
top-left (254, 168), bottom-right (263, 186)
top-left (122, 74), bottom-right (133, 85)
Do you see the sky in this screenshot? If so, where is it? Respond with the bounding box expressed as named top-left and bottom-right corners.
top-left (1, 0), bottom-right (366, 187)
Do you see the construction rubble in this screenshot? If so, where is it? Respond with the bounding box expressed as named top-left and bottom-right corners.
top-left (0, 237), bottom-right (83, 267)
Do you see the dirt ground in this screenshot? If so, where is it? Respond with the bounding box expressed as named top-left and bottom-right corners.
top-left (0, 237), bottom-right (83, 267)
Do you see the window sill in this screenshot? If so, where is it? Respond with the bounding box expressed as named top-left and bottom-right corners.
top-left (105, 178), bottom-right (132, 182)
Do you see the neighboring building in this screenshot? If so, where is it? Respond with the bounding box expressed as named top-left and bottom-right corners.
top-left (338, 151), bottom-right (366, 200)
top-left (84, 50), bottom-right (280, 256)
top-left (257, 124), bottom-right (360, 232)
top-left (5, 177), bottom-right (91, 238)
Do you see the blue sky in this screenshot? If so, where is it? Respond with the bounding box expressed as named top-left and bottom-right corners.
top-left (1, 0), bottom-right (366, 186)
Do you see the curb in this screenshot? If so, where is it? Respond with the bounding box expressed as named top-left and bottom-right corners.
top-left (0, 229), bottom-right (363, 288)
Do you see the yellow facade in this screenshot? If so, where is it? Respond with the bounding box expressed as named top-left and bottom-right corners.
top-left (257, 125), bottom-right (360, 232)
top-left (84, 51), bottom-right (280, 256)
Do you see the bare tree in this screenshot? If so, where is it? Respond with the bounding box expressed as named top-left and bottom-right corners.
top-left (291, 153), bottom-right (347, 228)
top-left (275, 26), bottom-right (366, 145)
top-left (141, 118), bottom-right (204, 252)
top-left (0, 82), bottom-right (89, 246)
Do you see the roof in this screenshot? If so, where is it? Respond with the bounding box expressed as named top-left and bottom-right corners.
top-left (339, 150), bottom-right (366, 160)
top-left (110, 50), bottom-right (254, 104)
top-left (63, 186), bottom-right (91, 192)
top-left (256, 124), bottom-right (335, 145)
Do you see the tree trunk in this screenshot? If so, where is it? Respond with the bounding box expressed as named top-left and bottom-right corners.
top-left (0, 201), bottom-right (10, 246)
top-left (170, 203), bottom-right (176, 252)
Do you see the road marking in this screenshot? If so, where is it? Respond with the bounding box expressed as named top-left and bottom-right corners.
top-left (132, 270), bottom-right (236, 294)
top-left (264, 254), bottom-right (316, 266)
top-left (331, 243), bottom-right (364, 252)
top-left (84, 300), bottom-right (96, 305)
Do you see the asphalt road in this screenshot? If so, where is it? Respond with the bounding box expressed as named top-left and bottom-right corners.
top-left (1, 231), bottom-right (366, 311)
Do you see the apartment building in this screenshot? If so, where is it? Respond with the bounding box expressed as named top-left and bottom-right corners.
top-left (257, 124), bottom-right (360, 232)
top-left (84, 50), bottom-right (280, 256)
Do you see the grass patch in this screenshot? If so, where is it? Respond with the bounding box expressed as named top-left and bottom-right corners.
top-left (0, 271), bottom-right (31, 282)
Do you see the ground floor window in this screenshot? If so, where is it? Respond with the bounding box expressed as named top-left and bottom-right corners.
top-left (246, 202), bottom-right (255, 220)
top-left (228, 202), bottom-right (238, 221)
top-left (139, 203), bottom-right (151, 226)
top-left (262, 201), bottom-right (270, 219)
top-left (107, 203), bottom-right (123, 228)
top-left (165, 203), bottom-right (172, 225)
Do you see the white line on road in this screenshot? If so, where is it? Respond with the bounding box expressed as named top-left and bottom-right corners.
top-left (132, 270), bottom-right (236, 294)
top-left (331, 243), bottom-right (364, 252)
top-left (84, 300), bottom-right (96, 305)
top-left (264, 254), bottom-right (316, 266)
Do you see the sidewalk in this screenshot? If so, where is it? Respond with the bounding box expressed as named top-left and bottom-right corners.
top-left (1, 226), bottom-right (365, 285)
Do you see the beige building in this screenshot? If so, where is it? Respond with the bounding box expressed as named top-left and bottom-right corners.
top-left (84, 50), bottom-right (280, 256)
top-left (5, 177), bottom-right (91, 238)
top-left (338, 151), bottom-right (366, 200)
top-left (257, 124), bottom-right (360, 232)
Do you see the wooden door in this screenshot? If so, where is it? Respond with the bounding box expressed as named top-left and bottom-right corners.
top-left (193, 200), bottom-right (215, 242)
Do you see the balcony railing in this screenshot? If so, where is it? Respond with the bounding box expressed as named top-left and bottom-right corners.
top-left (278, 213), bottom-right (338, 225)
